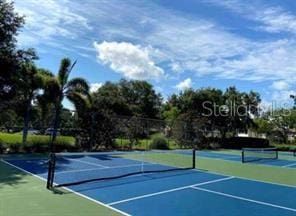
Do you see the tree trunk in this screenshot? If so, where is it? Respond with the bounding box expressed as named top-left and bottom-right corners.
top-left (22, 99), bottom-right (31, 146)
top-left (49, 103), bottom-right (61, 153)
top-left (89, 112), bottom-right (95, 151)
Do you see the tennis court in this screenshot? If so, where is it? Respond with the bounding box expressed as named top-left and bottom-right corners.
top-left (179, 150), bottom-right (296, 168)
top-left (2, 151), bottom-right (296, 216)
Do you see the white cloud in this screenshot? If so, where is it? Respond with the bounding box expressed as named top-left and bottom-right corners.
top-left (256, 7), bottom-right (296, 34)
top-left (90, 83), bottom-right (103, 93)
top-left (175, 78), bottom-right (192, 91)
top-left (271, 90), bottom-right (295, 107)
top-left (14, 0), bottom-right (91, 46)
top-left (93, 41), bottom-right (164, 80)
top-left (84, 1), bottom-right (296, 84)
top-left (271, 80), bottom-right (290, 91)
top-left (207, 0), bottom-right (296, 34)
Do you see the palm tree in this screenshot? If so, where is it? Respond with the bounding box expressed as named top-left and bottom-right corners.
top-left (47, 58), bottom-right (89, 152)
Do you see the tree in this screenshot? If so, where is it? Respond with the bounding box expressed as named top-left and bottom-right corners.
top-left (19, 64), bottom-right (51, 145)
top-left (119, 79), bottom-right (162, 118)
top-left (46, 58), bottom-right (89, 152)
top-left (92, 79), bottom-right (162, 118)
top-left (92, 81), bottom-right (131, 115)
top-left (0, 109), bottom-right (17, 132)
top-left (0, 0), bottom-right (37, 107)
top-left (253, 118), bottom-right (273, 135)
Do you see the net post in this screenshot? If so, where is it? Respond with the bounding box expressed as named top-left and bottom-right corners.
top-left (241, 149), bottom-right (245, 163)
top-left (46, 161), bottom-right (52, 189)
top-left (192, 148), bottom-right (196, 169)
top-left (46, 153), bottom-right (56, 189)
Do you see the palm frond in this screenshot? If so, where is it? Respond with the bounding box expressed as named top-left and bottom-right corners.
top-left (66, 77), bottom-right (89, 92)
top-left (67, 92), bottom-right (90, 116)
top-left (57, 58), bottom-right (72, 87)
top-left (43, 77), bottom-right (61, 102)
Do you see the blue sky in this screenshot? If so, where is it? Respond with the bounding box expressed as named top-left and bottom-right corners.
top-left (14, 0), bottom-right (296, 109)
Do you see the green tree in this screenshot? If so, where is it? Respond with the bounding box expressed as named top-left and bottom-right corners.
top-left (93, 79), bottom-right (162, 118)
top-left (19, 64), bottom-right (51, 145)
top-left (0, 109), bottom-right (17, 132)
top-left (0, 0), bottom-right (37, 107)
top-left (119, 79), bottom-right (162, 118)
top-left (253, 118), bottom-right (273, 135)
top-left (46, 58), bottom-right (89, 152)
top-left (92, 81), bottom-right (131, 115)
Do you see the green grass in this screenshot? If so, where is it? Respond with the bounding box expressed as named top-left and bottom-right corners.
top-left (0, 160), bottom-right (122, 216)
top-left (0, 132), bottom-right (75, 152)
top-left (125, 151), bottom-right (296, 187)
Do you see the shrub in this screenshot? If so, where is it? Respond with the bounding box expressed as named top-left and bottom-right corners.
top-left (271, 143), bottom-right (296, 152)
top-left (150, 136), bottom-right (169, 150)
top-left (222, 137), bottom-right (270, 149)
top-left (0, 140), bottom-right (6, 154)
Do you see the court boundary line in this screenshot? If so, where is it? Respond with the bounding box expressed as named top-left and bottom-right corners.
top-left (108, 176), bottom-right (235, 205)
top-left (282, 162), bottom-right (296, 168)
top-left (0, 159), bottom-right (130, 216)
top-left (66, 158), bottom-right (109, 168)
top-left (196, 168), bottom-right (296, 189)
top-left (191, 186), bottom-right (296, 212)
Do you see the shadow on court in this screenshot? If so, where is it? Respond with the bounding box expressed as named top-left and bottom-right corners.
top-left (0, 161), bottom-right (27, 188)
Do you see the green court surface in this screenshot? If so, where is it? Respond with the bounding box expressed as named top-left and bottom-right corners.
top-left (0, 161), bottom-right (121, 216)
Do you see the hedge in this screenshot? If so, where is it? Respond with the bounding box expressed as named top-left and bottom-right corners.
top-left (0, 132), bottom-right (76, 153)
top-left (221, 137), bottom-right (270, 149)
top-left (271, 143), bottom-right (296, 152)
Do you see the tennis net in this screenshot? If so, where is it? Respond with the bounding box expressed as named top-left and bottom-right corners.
top-left (47, 150), bottom-right (196, 188)
top-left (241, 148), bottom-right (278, 163)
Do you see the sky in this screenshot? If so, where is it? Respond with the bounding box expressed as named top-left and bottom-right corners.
top-left (14, 0), bottom-right (296, 109)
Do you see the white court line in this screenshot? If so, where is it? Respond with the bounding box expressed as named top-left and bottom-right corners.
top-left (4, 157), bottom-right (48, 161)
top-left (282, 162), bottom-right (296, 168)
top-left (108, 176), bottom-right (235, 205)
top-left (66, 158), bottom-right (109, 168)
top-left (191, 186), bottom-right (296, 212)
top-left (55, 163), bottom-right (156, 174)
top-left (223, 156), bottom-right (240, 159)
top-left (0, 159), bottom-right (130, 216)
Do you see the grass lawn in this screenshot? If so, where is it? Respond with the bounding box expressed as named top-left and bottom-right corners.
top-left (0, 161), bottom-right (121, 216)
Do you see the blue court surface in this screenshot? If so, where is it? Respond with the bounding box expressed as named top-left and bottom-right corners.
top-left (174, 150), bottom-right (296, 168)
top-left (2, 153), bottom-right (296, 216)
